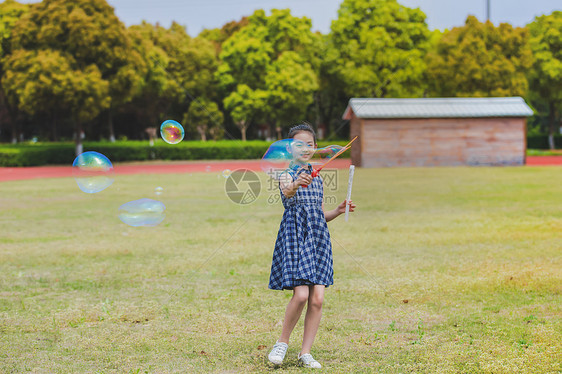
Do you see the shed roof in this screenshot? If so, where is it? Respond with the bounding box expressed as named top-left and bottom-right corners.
top-left (342, 97), bottom-right (534, 120)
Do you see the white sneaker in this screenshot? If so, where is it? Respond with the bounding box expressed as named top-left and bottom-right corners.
top-left (298, 353), bottom-right (322, 368)
top-left (268, 341), bottom-right (288, 365)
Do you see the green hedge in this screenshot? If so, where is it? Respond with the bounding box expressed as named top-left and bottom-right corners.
top-left (4, 136), bottom-right (558, 167)
top-left (0, 140), bottom-right (350, 167)
top-left (527, 135), bottom-right (562, 149)
top-left (527, 149), bottom-right (562, 156)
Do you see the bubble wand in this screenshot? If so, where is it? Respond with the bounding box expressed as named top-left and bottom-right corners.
top-left (345, 165), bottom-right (355, 222)
top-left (311, 136), bottom-right (358, 177)
top-left (301, 136), bottom-right (358, 188)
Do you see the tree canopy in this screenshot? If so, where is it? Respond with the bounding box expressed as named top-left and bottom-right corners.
top-left (330, 0), bottom-right (431, 98)
top-left (426, 15), bottom-right (532, 98)
top-left (217, 9), bottom-right (319, 138)
top-left (5, 0), bottom-right (141, 148)
top-left (0, 0), bottom-right (28, 59)
top-left (2, 49), bottom-right (109, 124)
top-left (127, 21), bottom-right (219, 132)
top-left (0, 0), bottom-right (29, 142)
top-left (12, 0), bottom-right (143, 103)
top-left (528, 11), bottom-right (562, 149)
top-left (0, 0), bottom-right (560, 144)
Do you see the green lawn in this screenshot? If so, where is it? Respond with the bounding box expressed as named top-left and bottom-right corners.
top-left (0, 166), bottom-right (561, 373)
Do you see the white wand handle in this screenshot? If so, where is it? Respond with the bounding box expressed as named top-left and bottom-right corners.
top-left (345, 165), bottom-right (355, 222)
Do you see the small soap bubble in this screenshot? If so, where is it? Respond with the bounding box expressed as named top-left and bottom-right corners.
top-left (222, 169), bottom-right (232, 179)
top-left (154, 186), bottom-right (163, 195)
top-left (72, 151), bottom-right (114, 193)
top-left (118, 198), bottom-right (166, 227)
top-left (160, 120), bottom-right (185, 144)
top-left (205, 165), bottom-right (211, 172)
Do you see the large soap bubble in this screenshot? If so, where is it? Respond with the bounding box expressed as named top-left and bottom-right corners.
top-left (72, 151), bottom-right (114, 193)
top-left (311, 145), bottom-right (345, 166)
top-left (118, 198), bottom-right (166, 227)
top-left (160, 120), bottom-right (185, 144)
top-left (314, 145), bottom-right (344, 160)
top-left (260, 139), bottom-right (315, 179)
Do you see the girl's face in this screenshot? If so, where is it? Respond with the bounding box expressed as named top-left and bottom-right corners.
top-left (291, 131), bottom-right (316, 163)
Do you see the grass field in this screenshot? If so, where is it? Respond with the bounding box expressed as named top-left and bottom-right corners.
top-left (1, 166), bottom-right (561, 373)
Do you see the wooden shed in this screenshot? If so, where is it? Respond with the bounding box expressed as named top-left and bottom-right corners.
top-left (342, 97), bottom-right (534, 167)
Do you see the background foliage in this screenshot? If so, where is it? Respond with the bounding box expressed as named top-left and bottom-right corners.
top-left (0, 140), bottom-right (351, 166)
top-left (0, 0), bottom-right (561, 148)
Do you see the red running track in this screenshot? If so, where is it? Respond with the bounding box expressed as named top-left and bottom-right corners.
top-left (525, 156), bottom-right (562, 166)
top-left (0, 159), bottom-right (352, 182)
top-left (0, 157), bottom-right (560, 182)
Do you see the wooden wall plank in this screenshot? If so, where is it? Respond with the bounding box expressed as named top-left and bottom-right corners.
top-left (359, 117), bottom-right (526, 167)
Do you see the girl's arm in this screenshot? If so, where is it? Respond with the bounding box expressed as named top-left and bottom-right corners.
top-left (323, 200), bottom-right (356, 223)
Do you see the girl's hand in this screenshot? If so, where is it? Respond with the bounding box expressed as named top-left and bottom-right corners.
top-left (280, 169), bottom-right (312, 198)
top-left (336, 199), bottom-right (356, 214)
top-left (295, 170), bottom-right (313, 187)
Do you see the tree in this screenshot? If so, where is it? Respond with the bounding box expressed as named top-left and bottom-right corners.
top-left (0, 0), bottom-right (28, 143)
top-left (127, 22), bottom-right (183, 131)
top-left (10, 0), bottom-right (144, 142)
top-left (217, 9), bottom-right (319, 139)
top-left (426, 15), bottom-right (532, 98)
top-left (528, 11), bottom-right (562, 149)
top-left (184, 98), bottom-right (224, 141)
top-left (127, 22), bottom-right (219, 135)
top-left (0, 0), bottom-right (28, 58)
top-left (305, 33), bottom-right (348, 139)
top-left (199, 17), bottom-right (249, 55)
top-left (2, 49), bottom-right (109, 153)
top-left (330, 0), bottom-right (431, 98)
top-left (264, 52), bottom-right (318, 127)
top-left (223, 84), bottom-right (268, 141)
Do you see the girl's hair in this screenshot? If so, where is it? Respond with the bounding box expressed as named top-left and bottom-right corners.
top-left (288, 123), bottom-right (316, 144)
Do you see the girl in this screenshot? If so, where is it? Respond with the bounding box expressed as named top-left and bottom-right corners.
top-left (267, 124), bottom-right (356, 368)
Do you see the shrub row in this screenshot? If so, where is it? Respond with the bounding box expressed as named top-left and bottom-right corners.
top-left (2, 136), bottom-right (558, 167)
top-left (0, 140), bottom-right (350, 167)
top-left (527, 135), bottom-right (562, 149)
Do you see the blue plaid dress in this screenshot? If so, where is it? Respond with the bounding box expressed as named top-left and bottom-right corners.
top-left (269, 163), bottom-right (334, 290)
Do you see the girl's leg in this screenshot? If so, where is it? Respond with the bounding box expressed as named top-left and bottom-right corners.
top-left (278, 285), bottom-right (309, 344)
top-left (300, 285), bottom-right (325, 355)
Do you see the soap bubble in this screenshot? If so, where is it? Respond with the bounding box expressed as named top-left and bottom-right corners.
top-left (72, 151), bottom-right (114, 193)
top-left (222, 169), bottom-right (232, 179)
top-left (118, 198), bottom-right (166, 227)
top-left (154, 186), bottom-right (163, 195)
top-left (160, 120), bottom-right (185, 144)
top-left (310, 145), bottom-right (345, 167)
top-left (205, 165), bottom-right (211, 172)
top-left (260, 139), bottom-right (315, 179)
top-left (314, 145), bottom-right (344, 160)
